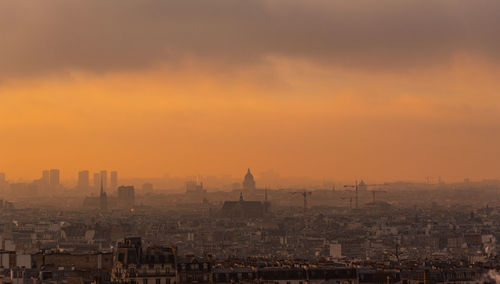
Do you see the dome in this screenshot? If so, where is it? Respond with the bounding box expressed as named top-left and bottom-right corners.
top-left (243, 168), bottom-right (256, 190)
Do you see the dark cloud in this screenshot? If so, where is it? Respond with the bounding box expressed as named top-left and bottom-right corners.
top-left (1, 0), bottom-right (499, 77)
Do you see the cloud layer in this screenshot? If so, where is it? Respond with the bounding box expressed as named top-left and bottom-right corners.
top-left (1, 0), bottom-right (500, 77)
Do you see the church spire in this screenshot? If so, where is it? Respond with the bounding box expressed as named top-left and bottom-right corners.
top-left (100, 178), bottom-right (107, 212)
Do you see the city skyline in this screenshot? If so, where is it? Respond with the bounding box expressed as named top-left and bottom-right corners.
top-left (0, 166), bottom-right (492, 190)
top-left (1, 2), bottom-right (500, 282)
top-left (2, 1), bottom-right (500, 182)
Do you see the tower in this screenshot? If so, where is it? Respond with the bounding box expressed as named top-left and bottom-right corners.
top-left (77, 170), bottom-right (90, 191)
top-left (42, 170), bottom-right (50, 186)
top-left (110, 171), bottom-right (118, 190)
top-left (100, 170), bottom-right (108, 190)
top-left (264, 188), bottom-right (269, 213)
top-left (49, 169), bottom-right (60, 188)
top-left (100, 179), bottom-right (108, 212)
top-left (242, 168), bottom-right (256, 191)
top-left (93, 173), bottom-right (100, 190)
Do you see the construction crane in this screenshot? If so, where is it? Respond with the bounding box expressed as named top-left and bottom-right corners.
top-left (340, 197), bottom-right (352, 210)
top-left (344, 180), bottom-right (385, 209)
top-left (371, 190), bottom-right (387, 203)
top-left (292, 190), bottom-right (312, 214)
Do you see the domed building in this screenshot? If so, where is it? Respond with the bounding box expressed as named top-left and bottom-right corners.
top-left (242, 168), bottom-right (256, 191)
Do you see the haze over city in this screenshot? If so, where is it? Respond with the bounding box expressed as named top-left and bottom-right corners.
top-left (2, 0), bottom-right (500, 183)
top-left (2, 2), bottom-right (500, 284)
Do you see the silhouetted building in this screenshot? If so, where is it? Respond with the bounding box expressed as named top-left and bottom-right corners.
top-left (100, 180), bottom-right (108, 212)
top-left (242, 168), bottom-right (256, 191)
top-left (77, 170), bottom-right (89, 191)
top-left (100, 170), bottom-right (108, 190)
top-left (49, 169), bottom-right (60, 188)
top-left (0, 173), bottom-right (6, 191)
top-left (117, 186), bottom-right (135, 209)
top-left (110, 171), bottom-right (118, 190)
top-left (220, 193), bottom-right (266, 218)
top-left (93, 172), bottom-right (100, 190)
top-left (42, 170), bottom-right (50, 185)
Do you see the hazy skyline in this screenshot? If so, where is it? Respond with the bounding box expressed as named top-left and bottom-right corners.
top-left (2, 0), bottom-right (500, 182)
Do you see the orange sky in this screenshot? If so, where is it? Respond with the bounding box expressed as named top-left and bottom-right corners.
top-left (1, 1), bottom-right (500, 183)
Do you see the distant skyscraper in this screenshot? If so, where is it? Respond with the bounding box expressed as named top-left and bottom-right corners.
top-left (100, 170), bottom-right (107, 190)
top-left (49, 169), bottom-right (60, 188)
top-left (242, 168), bottom-right (256, 191)
top-left (110, 171), bottom-right (118, 190)
top-left (93, 173), bottom-right (100, 190)
top-left (77, 170), bottom-right (90, 191)
top-left (42, 170), bottom-right (50, 185)
top-left (0, 173), bottom-right (6, 191)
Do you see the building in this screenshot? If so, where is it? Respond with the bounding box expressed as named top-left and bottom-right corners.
top-left (100, 170), bottom-right (108, 190)
top-left (77, 170), bottom-right (90, 191)
top-left (111, 237), bottom-right (177, 284)
top-left (110, 171), bottom-right (118, 190)
top-left (177, 255), bottom-right (212, 283)
top-left (242, 169), bottom-right (256, 191)
top-left (49, 169), bottom-right (60, 188)
top-left (100, 180), bottom-right (108, 212)
top-left (42, 170), bottom-right (50, 185)
top-left (31, 251), bottom-right (113, 271)
top-left (118, 186), bottom-right (135, 209)
top-left (186, 181), bottom-right (206, 194)
top-left (0, 173), bottom-right (6, 192)
top-left (329, 243), bottom-right (342, 259)
top-left (219, 193), bottom-right (266, 219)
top-left (142, 183), bottom-right (154, 193)
top-left (93, 172), bottom-right (100, 190)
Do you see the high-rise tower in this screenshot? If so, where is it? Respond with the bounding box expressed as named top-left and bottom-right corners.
top-left (49, 169), bottom-right (60, 188)
top-left (110, 171), bottom-right (118, 190)
top-left (77, 170), bottom-right (90, 191)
